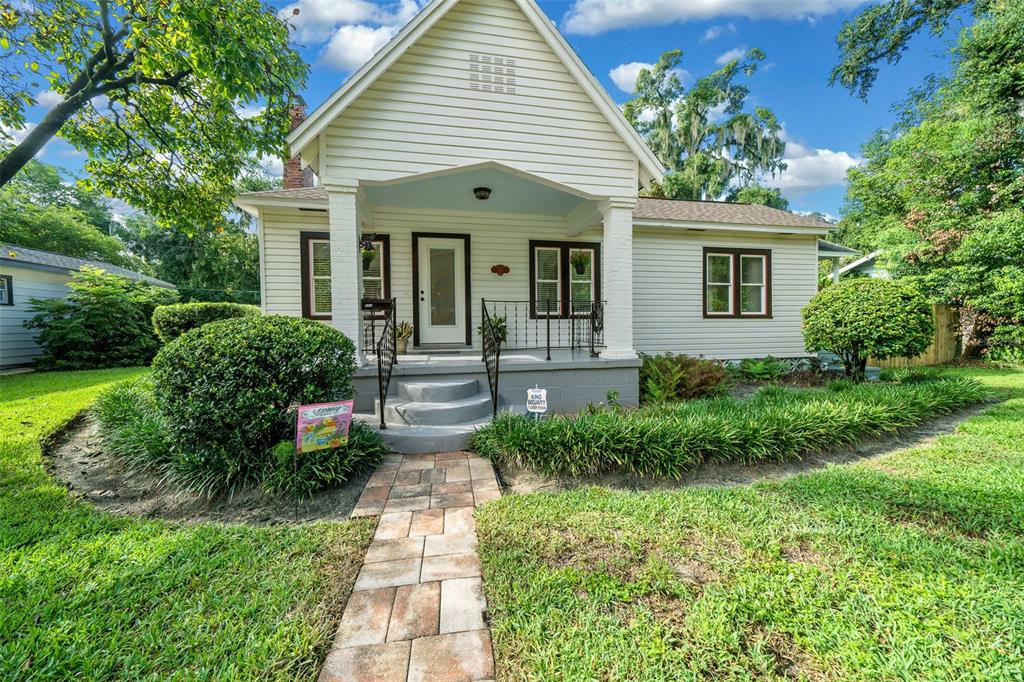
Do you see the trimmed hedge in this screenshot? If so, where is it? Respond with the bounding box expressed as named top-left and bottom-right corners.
top-left (152, 301), bottom-right (260, 343)
top-left (471, 377), bottom-right (987, 478)
top-left (149, 315), bottom-right (359, 494)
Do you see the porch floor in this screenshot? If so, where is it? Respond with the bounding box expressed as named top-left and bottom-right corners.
top-left (356, 349), bottom-right (636, 378)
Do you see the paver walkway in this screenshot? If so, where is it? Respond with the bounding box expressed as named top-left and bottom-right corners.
top-left (319, 451), bottom-right (501, 682)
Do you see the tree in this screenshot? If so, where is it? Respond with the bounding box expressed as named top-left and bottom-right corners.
top-left (831, 0), bottom-right (986, 99)
top-left (802, 279), bottom-right (934, 381)
top-left (3, 159), bottom-right (113, 232)
top-left (0, 0), bottom-right (306, 225)
top-left (623, 49), bottom-right (786, 200)
top-left (726, 184), bottom-right (789, 210)
top-left (836, 2), bottom-right (1024, 354)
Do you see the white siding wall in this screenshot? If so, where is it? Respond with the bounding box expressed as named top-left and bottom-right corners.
top-left (322, 0), bottom-right (638, 198)
top-left (633, 230), bottom-right (818, 359)
top-left (261, 207), bottom-right (329, 316)
top-left (259, 204), bottom-right (599, 349)
top-left (0, 266), bottom-right (71, 367)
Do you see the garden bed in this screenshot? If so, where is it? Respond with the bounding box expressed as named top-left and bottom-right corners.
top-left (473, 377), bottom-right (989, 478)
top-left (46, 414), bottom-right (372, 524)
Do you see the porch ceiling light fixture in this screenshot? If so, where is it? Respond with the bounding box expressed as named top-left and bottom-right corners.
top-left (473, 186), bottom-right (492, 200)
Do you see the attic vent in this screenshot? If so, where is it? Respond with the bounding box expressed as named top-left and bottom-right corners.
top-left (469, 53), bottom-right (517, 94)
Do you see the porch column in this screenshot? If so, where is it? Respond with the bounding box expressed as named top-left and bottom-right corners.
top-left (600, 198), bottom-right (637, 360)
top-left (326, 184), bottom-right (364, 364)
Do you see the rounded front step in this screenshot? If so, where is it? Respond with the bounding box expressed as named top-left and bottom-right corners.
top-left (384, 392), bottom-right (493, 426)
top-left (398, 378), bottom-right (479, 403)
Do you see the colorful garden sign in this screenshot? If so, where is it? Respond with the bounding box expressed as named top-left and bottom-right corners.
top-left (295, 400), bottom-right (354, 453)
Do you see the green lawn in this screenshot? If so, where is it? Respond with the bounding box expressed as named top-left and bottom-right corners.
top-left (477, 366), bottom-right (1024, 681)
top-left (0, 369), bottom-right (374, 681)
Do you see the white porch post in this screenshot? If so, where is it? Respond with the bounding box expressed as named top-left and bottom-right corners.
top-left (600, 198), bottom-right (637, 360)
top-left (326, 184), bottom-right (364, 364)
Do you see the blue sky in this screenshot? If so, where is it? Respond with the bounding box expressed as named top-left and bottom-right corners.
top-left (21, 0), bottom-right (961, 218)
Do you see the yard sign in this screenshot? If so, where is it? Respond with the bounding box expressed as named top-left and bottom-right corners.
top-left (526, 388), bottom-right (547, 414)
top-left (295, 400), bottom-right (354, 453)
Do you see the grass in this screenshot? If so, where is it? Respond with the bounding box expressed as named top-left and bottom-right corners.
top-left (476, 366), bottom-right (1024, 681)
top-left (0, 368), bottom-right (375, 681)
top-left (473, 377), bottom-right (988, 478)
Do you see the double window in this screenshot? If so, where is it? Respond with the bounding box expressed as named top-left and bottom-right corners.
top-left (529, 240), bottom-right (600, 318)
top-left (703, 248), bottom-right (771, 317)
top-left (300, 232), bottom-right (390, 319)
top-left (0, 275), bottom-right (11, 305)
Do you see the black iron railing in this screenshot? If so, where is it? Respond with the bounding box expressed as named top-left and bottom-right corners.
top-left (366, 297), bottom-right (397, 430)
top-left (481, 299), bottom-right (605, 359)
top-left (480, 299), bottom-right (502, 417)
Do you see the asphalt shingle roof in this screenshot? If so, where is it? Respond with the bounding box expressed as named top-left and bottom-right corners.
top-left (0, 244), bottom-right (175, 288)
top-left (235, 188), bottom-right (832, 229)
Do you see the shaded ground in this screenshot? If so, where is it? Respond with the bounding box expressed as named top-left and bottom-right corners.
top-left (45, 414), bottom-right (371, 524)
top-left (498, 401), bottom-right (993, 495)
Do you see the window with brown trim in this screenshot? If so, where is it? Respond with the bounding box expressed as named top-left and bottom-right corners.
top-left (0, 274), bottom-right (12, 305)
top-left (300, 232), bottom-right (391, 320)
top-left (528, 240), bottom-right (601, 318)
top-left (702, 248), bottom-right (771, 318)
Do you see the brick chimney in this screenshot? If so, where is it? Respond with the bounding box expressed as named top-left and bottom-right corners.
top-left (283, 97), bottom-right (314, 189)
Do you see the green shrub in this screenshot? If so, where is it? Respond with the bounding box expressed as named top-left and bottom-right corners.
top-left (25, 266), bottom-right (178, 369)
top-left (471, 378), bottom-right (986, 477)
top-left (263, 422), bottom-right (390, 498)
top-left (92, 376), bottom-right (174, 473)
top-left (151, 315), bottom-right (358, 495)
top-left (803, 279), bottom-right (934, 381)
top-left (94, 374), bottom-right (385, 497)
top-left (738, 356), bottom-right (789, 382)
top-left (987, 324), bottom-right (1024, 366)
top-left (639, 353), bottom-right (728, 403)
top-left (152, 301), bottom-right (260, 343)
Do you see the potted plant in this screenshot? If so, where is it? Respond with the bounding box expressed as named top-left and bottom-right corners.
top-left (476, 315), bottom-right (508, 344)
top-left (360, 239), bottom-right (377, 271)
top-left (569, 250), bottom-right (589, 275)
top-left (396, 321), bottom-right (413, 353)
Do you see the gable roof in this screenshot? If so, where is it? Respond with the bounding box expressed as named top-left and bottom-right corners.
top-left (634, 198), bottom-right (834, 229)
top-left (839, 249), bottom-right (882, 275)
top-left (0, 244), bottom-right (175, 288)
top-left (287, 0), bottom-right (665, 187)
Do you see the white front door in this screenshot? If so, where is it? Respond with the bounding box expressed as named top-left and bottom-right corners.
top-left (417, 237), bottom-right (466, 345)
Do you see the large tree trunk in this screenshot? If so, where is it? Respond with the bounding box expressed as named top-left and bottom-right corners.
top-left (0, 96), bottom-right (84, 187)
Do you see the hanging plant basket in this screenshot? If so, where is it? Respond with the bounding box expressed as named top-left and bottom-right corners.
top-left (570, 251), bottom-right (589, 276)
top-left (360, 239), bottom-right (376, 271)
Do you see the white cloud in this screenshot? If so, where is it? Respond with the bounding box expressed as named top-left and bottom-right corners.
top-left (279, 0), bottom-right (378, 43)
top-left (258, 154), bottom-right (284, 178)
top-left (610, 62), bottom-right (652, 93)
top-left (563, 0), bottom-right (869, 35)
top-left (765, 139), bottom-right (862, 196)
top-left (1, 122), bottom-right (36, 144)
top-left (35, 89), bottom-right (63, 107)
top-left (715, 46), bottom-right (746, 65)
top-left (702, 22), bottom-right (735, 41)
top-left (319, 24), bottom-right (398, 71)
top-left (236, 104), bottom-right (265, 119)
top-left (609, 61), bottom-right (690, 94)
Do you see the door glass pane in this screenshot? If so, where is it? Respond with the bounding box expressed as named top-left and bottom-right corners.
top-left (363, 279), bottom-right (382, 299)
top-left (741, 256), bottom-right (764, 284)
top-left (313, 278), bottom-right (332, 314)
top-left (741, 285), bottom-right (764, 313)
top-left (707, 284), bottom-right (731, 313)
top-left (311, 241), bottom-right (331, 277)
top-left (429, 247), bottom-right (456, 326)
top-left (707, 254), bottom-right (731, 283)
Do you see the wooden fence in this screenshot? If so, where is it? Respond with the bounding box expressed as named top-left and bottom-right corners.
top-left (873, 304), bottom-right (958, 368)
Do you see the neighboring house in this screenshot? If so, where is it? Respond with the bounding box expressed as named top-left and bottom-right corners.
top-left (817, 239), bottom-right (861, 283)
top-left (234, 0), bottom-right (836, 451)
top-left (839, 250), bottom-right (886, 279)
top-left (0, 244), bottom-right (174, 368)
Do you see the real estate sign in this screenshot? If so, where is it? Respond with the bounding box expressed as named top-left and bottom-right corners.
top-left (295, 400), bottom-right (354, 453)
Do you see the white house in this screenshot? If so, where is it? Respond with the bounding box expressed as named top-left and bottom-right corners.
top-left (0, 245), bottom-right (174, 368)
top-left (234, 0), bottom-right (835, 452)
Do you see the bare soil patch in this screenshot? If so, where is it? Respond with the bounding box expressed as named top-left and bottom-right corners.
top-left (44, 414), bottom-right (370, 525)
top-left (496, 402), bottom-right (992, 496)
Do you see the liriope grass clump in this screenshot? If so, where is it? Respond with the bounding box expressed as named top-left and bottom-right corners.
top-left (470, 377), bottom-right (987, 477)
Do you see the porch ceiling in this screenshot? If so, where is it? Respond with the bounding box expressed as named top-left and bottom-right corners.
top-left (362, 167), bottom-right (587, 216)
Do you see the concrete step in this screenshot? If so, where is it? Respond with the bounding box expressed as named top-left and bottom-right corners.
top-left (380, 392), bottom-right (493, 426)
top-left (397, 378), bottom-right (479, 403)
top-left (354, 415), bottom-right (492, 454)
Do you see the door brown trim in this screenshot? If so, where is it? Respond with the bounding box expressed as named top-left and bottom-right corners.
top-left (411, 232), bottom-right (472, 347)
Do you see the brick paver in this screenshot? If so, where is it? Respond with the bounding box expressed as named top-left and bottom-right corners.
top-left (319, 451), bottom-right (500, 682)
